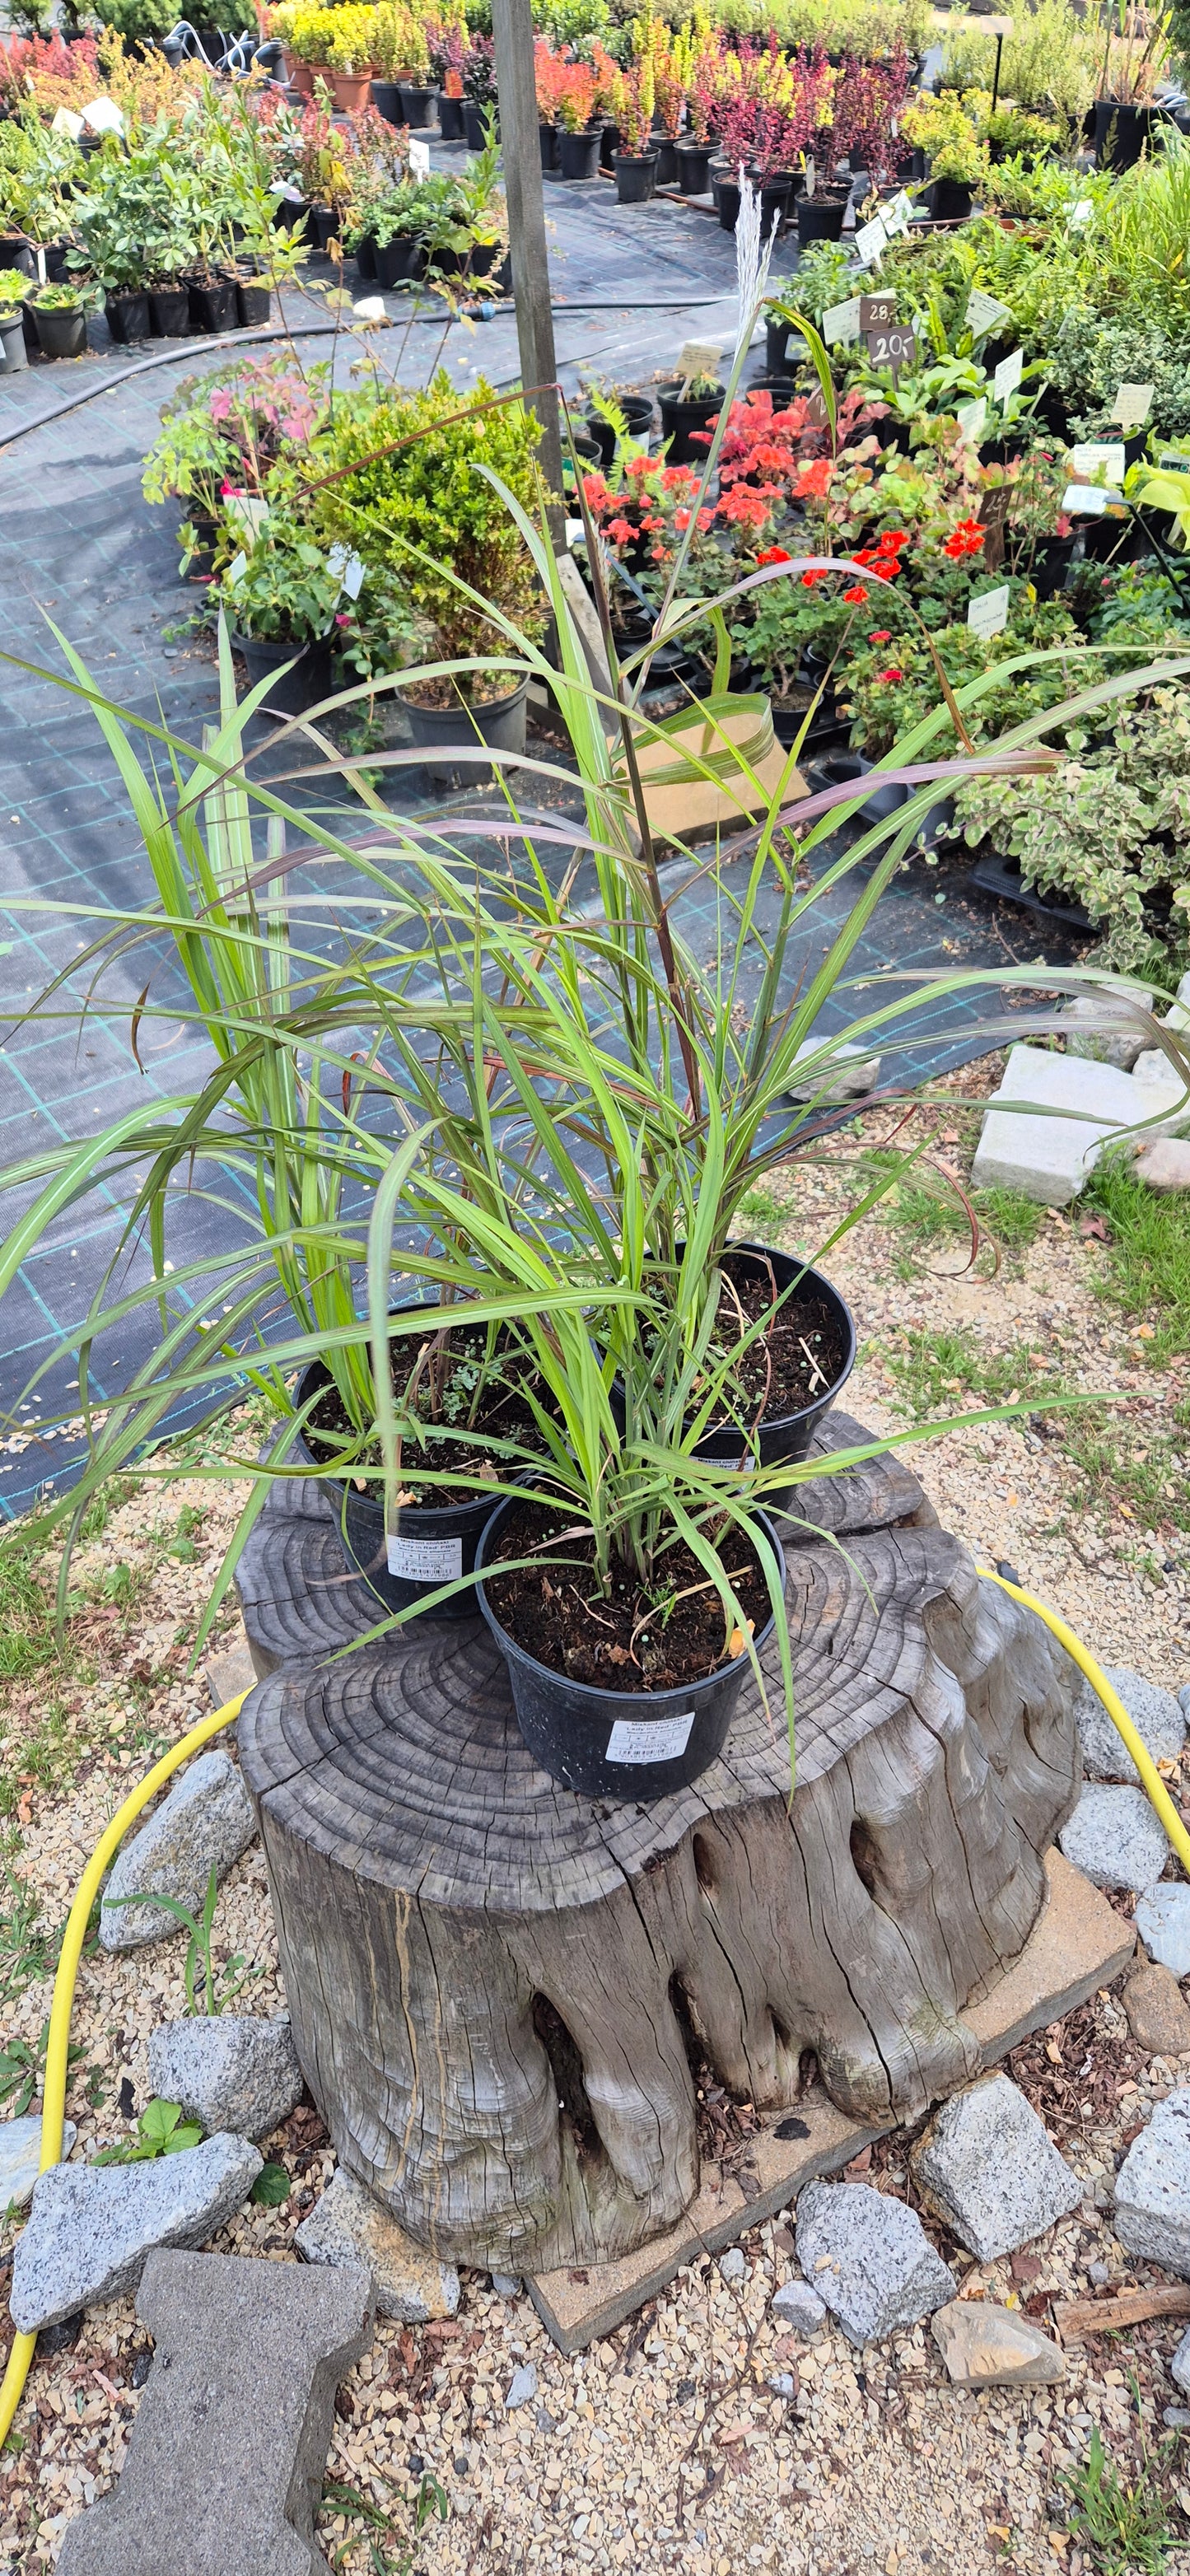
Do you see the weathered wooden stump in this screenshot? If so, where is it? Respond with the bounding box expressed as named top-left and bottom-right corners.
top-left (236, 1416), bottom-right (1080, 2273)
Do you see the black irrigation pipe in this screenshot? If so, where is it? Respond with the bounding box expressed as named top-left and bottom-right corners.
top-left (0, 292), bottom-right (744, 454)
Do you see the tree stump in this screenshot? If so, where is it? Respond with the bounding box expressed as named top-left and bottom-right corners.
top-left (236, 1416), bottom-right (1080, 2273)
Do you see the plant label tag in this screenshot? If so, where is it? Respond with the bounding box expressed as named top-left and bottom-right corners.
top-left (866, 323), bottom-right (915, 371)
top-left (1070, 198), bottom-right (1094, 226)
top-left (227, 550), bottom-right (248, 588)
top-left (224, 492), bottom-right (269, 542)
top-left (992, 347), bottom-right (1024, 404)
top-left (955, 396), bottom-right (987, 445)
top-left (884, 189), bottom-right (912, 235)
top-left (805, 389), bottom-right (829, 427)
top-left (1068, 441), bottom-right (1125, 484)
top-left (605, 1710), bottom-right (695, 1766)
top-left (858, 292), bottom-right (896, 329)
top-left (386, 1529), bottom-right (464, 1582)
top-left (677, 339), bottom-right (720, 390)
top-left (968, 582), bottom-right (1010, 640)
top-left (279, 184), bottom-right (306, 203)
top-left (565, 514), bottom-right (586, 544)
top-left (82, 95), bottom-right (123, 133)
top-left (1111, 380), bottom-right (1154, 430)
top-left (823, 296), bottom-right (861, 347)
top-left (1062, 482), bottom-right (1109, 515)
top-left (328, 543), bottom-right (366, 600)
top-left (1158, 450), bottom-right (1190, 474)
top-left (805, 156), bottom-right (815, 198)
top-left (408, 137), bottom-right (431, 177)
top-left (51, 105), bottom-right (84, 138)
top-left (964, 287), bottom-right (1010, 335)
top-left (853, 214), bottom-right (889, 265)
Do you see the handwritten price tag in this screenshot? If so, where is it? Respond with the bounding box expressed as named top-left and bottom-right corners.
top-left (968, 582), bottom-right (1010, 641)
top-left (823, 296), bottom-right (861, 348)
top-left (676, 339), bottom-right (721, 389)
top-left (992, 347), bottom-right (1024, 404)
top-left (1111, 381), bottom-right (1154, 431)
top-left (858, 292), bottom-right (897, 329)
top-left (1068, 441), bottom-right (1125, 484)
top-left (866, 324), bottom-right (916, 372)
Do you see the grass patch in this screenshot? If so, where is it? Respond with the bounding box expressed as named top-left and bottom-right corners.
top-left (1062, 1407), bottom-right (1190, 1535)
top-left (0, 1864), bottom-right (58, 2014)
top-left (0, 1547), bottom-right (62, 1683)
top-left (1062, 2425), bottom-right (1182, 2574)
top-left (1085, 1155), bottom-right (1190, 1360)
top-left (882, 1328), bottom-right (1050, 1422)
top-left (854, 1150), bottom-right (1046, 1280)
top-left (736, 1184), bottom-right (795, 1235)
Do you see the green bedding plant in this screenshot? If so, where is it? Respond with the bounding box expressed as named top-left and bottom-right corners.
top-left (842, 596), bottom-right (1083, 754)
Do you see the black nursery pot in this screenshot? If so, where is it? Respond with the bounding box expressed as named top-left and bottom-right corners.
top-left (437, 90), bottom-right (465, 138)
top-left (796, 190), bottom-right (848, 244)
top-left (657, 378), bottom-right (723, 467)
top-left (614, 150), bottom-right (658, 203)
top-left (475, 1494), bottom-right (786, 1799)
top-left (237, 277), bottom-right (272, 326)
top-left (376, 234), bottom-right (427, 286)
top-left (370, 77), bottom-right (404, 122)
top-left (765, 315), bottom-right (800, 373)
top-left (583, 390), bottom-right (655, 465)
top-left (187, 273), bottom-right (237, 333)
top-left (0, 310), bottom-right (28, 373)
top-left (1031, 533), bottom-right (1076, 600)
top-left (464, 100), bottom-right (497, 148)
top-left (310, 203), bottom-right (340, 252)
top-left (33, 302), bottom-right (86, 358)
top-left (398, 82), bottom-right (436, 125)
top-left (656, 135), bottom-right (679, 184)
top-left (674, 139), bottom-right (712, 191)
top-left (231, 629), bottom-right (334, 716)
top-left (600, 121), bottom-right (621, 171)
top-left (559, 124), bottom-right (601, 180)
top-left (927, 176), bottom-right (973, 222)
top-left (105, 288), bottom-right (151, 344)
top-left (400, 675), bottom-right (528, 790)
top-left (539, 119), bottom-right (558, 170)
top-left (0, 236), bottom-right (35, 278)
top-left (1094, 99), bottom-right (1169, 169)
top-left (354, 232), bottom-right (379, 279)
top-left (149, 284), bottom-right (191, 336)
top-left (294, 1351), bottom-right (492, 1622)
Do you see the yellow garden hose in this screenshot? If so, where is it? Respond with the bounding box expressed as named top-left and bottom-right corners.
top-left (0, 1690), bottom-right (249, 2453)
top-left (980, 1566), bottom-right (1190, 1878)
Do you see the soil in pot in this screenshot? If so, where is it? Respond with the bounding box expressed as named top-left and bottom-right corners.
top-left (615, 150), bottom-right (658, 203)
top-left (148, 283), bottom-right (191, 336)
top-left (630, 1244), bottom-right (855, 1492)
top-left (657, 378), bottom-right (724, 468)
top-left (187, 272), bottom-right (237, 333)
top-left (105, 288), bottom-right (151, 344)
top-left (370, 77), bottom-right (403, 121)
top-left (437, 90), bottom-right (465, 138)
top-left (796, 190), bottom-right (849, 244)
top-left (559, 125), bottom-right (602, 180)
top-left (476, 1494), bottom-right (783, 1797)
top-left (236, 276), bottom-right (272, 326)
top-left (0, 310), bottom-right (28, 372)
top-left (33, 301), bottom-right (86, 358)
top-left (674, 140), bottom-right (712, 192)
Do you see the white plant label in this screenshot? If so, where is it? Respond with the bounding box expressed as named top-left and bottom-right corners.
top-left (804, 156), bottom-right (815, 198)
top-left (992, 347), bottom-right (1024, 404)
top-left (823, 296), bottom-right (861, 347)
top-left (1111, 380), bottom-right (1154, 430)
top-left (1062, 482), bottom-right (1109, 516)
top-left (51, 106), bottom-right (83, 138)
top-left (408, 137), bottom-right (431, 177)
top-left (853, 214), bottom-right (889, 265)
top-left (82, 95), bottom-right (123, 133)
top-left (1158, 450), bottom-right (1190, 475)
top-left (677, 338), bottom-right (720, 390)
top-left (968, 582), bottom-right (1010, 640)
top-left (1070, 198), bottom-right (1094, 226)
top-left (327, 542), bottom-right (366, 598)
top-left (883, 190), bottom-right (912, 236)
top-left (605, 1710), bottom-right (696, 1765)
top-left (1068, 441), bottom-right (1125, 484)
top-left (955, 396), bottom-right (987, 445)
top-left (965, 288), bottom-right (1010, 335)
top-left (386, 1529), bottom-right (464, 1581)
top-left (224, 492), bottom-right (269, 542)
top-left (227, 550), bottom-right (248, 589)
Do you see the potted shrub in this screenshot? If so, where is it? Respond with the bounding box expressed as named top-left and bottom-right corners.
top-left (555, 60), bottom-right (603, 179)
top-left (1095, 2), bottom-right (1174, 167)
top-left (69, 147), bottom-right (160, 344)
top-left (657, 362), bottom-right (726, 467)
top-left (462, 34), bottom-right (498, 150)
top-left (534, 37), bottom-right (567, 169)
top-left (0, 268), bottom-right (29, 373)
top-left (614, 58), bottom-right (660, 204)
top-left (30, 277), bottom-right (89, 358)
top-left (902, 91), bottom-right (987, 220)
top-left (218, 512), bottom-right (342, 715)
top-left (653, 21), bottom-right (693, 184)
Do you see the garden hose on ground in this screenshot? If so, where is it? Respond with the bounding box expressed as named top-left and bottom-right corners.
top-left (1, 1573), bottom-right (1184, 2457)
top-left (0, 1688), bottom-right (249, 2451)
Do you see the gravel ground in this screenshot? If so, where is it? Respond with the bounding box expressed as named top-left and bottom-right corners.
top-left (2, 1057), bottom-right (1190, 2576)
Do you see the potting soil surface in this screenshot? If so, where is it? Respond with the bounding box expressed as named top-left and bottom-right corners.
top-left (0, 163), bottom-right (1086, 1514)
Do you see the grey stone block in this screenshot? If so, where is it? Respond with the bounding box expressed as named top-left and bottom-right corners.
top-left (1136, 1884), bottom-right (1190, 1977)
top-left (794, 2180), bottom-right (954, 2346)
top-left (10, 2135), bottom-right (262, 2333)
top-left (54, 2247), bottom-right (371, 2576)
top-left (148, 2015), bottom-right (303, 2144)
top-left (931, 2298), bottom-right (1064, 2388)
top-left (911, 2074), bottom-right (1080, 2261)
top-left (771, 2278), bottom-right (826, 2337)
top-left (295, 2171), bottom-right (459, 2322)
top-left (1062, 990), bottom-right (1155, 1071)
top-left (786, 1039), bottom-right (880, 1102)
top-left (491, 2271), bottom-right (522, 2298)
top-left (0, 2116), bottom-right (76, 2214)
top-left (1134, 1138), bottom-right (1190, 1192)
top-left (971, 1045), bottom-right (1147, 1206)
top-left (100, 1752), bottom-right (256, 1951)
top-left (1075, 1667), bottom-right (1186, 1784)
top-left (1172, 2325), bottom-right (1190, 2396)
top-left (1057, 1784), bottom-right (1170, 1892)
top-left (1115, 2086), bottom-right (1190, 2275)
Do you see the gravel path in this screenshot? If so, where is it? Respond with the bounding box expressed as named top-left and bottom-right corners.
top-left (2, 1057), bottom-right (1189, 2576)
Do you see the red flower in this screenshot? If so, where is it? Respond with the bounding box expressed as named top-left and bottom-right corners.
top-left (842, 584), bottom-right (869, 604)
top-left (876, 527), bottom-right (907, 553)
top-left (943, 517), bottom-right (986, 561)
top-left (876, 665), bottom-right (903, 683)
top-left (756, 545), bottom-right (792, 566)
top-left (868, 628), bottom-right (892, 642)
top-left (795, 458), bottom-right (833, 500)
top-left (606, 516), bottom-right (635, 546)
top-left (801, 568), bottom-right (830, 587)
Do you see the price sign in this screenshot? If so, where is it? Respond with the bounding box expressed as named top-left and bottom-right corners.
top-left (226, 550), bottom-right (248, 589)
top-left (955, 396), bottom-right (987, 446)
top-left (223, 492), bottom-right (269, 543)
top-left (859, 292), bottom-right (897, 330)
top-left (968, 582), bottom-right (1010, 641)
top-left (822, 296), bottom-right (861, 348)
top-left (992, 347), bottom-right (1024, 404)
top-left (965, 288), bottom-right (1010, 337)
top-left (1111, 380), bottom-right (1154, 430)
top-left (854, 214), bottom-right (889, 265)
top-left (805, 389), bottom-right (829, 428)
top-left (1068, 441), bottom-right (1125, 484)
top-left (866, 323), bottom-right (916, 373)
top-left (977, 483), bottom-right (1009, 571)
top-left (676, 338), bottom-right (720, 391)
top-left (50, 105), bottom-right (83, 138)
top-left (408, 136), bottom-right (431, 177)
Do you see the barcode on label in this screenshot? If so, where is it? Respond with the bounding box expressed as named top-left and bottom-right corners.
top-left (605, 1710), bottom-right (696, 1765)
top-left (386, 1530), bottom-right (464, 1581)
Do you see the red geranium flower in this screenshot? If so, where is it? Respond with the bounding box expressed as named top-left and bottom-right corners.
top-left (868, 629), bottom-right (892, 642)
top-left (801, 568), bottom-right (830, 586)
top-left (842, 584), bottom-right (869, 604)
top-left (943, 517), bottom-right (986, 560)
top-left (876, 666), bottom-right (903, 683)
top-left (756, 545), bottom-right (792, 566)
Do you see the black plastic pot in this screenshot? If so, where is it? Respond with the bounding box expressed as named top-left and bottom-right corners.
top-left (539, 119), bottom-right (558, 170)
top-left (429, 236), bottom-right (499, 281)
top-left (476, 1493), bottom-right (785, 1799)
top-left (583, 390), bottom-right (654, 464)
top-left (231, 630), bottom-right (334, 716)
top-left (674, 139), bottom-right (712, 192)
top-left (600, 121), bottom-right (621, 171)
top-left (33, 301), bottom-right (86, 358)
top-left (400, 675), bottom-right (529, 790)
top-left (236, 276), bottom-right (272, 326)
top-left (148, 284), bottom-right (191, 336)
top-left (0, 236), bottom-right (35, 277)
top-left (796, 191), bottom-right (848, 244)
top-left (437, 90), bottom-right (465, 138)
top-left (618, 1244), bottom-right (855, 1495)
top-left (40, 242), bottom-right (69, 282)
top-left (1094, 99), bottom-right (1169, 169)
top-left (354, 232), bottom-right (378, 279)
top-left (370, 77), bottom-right (404, 122)
top-left (272, 194), bottom-right (310, 238)
top-left (399, 81), bottom-right (436, 124)
top-left (464, 100), bottom-right (497, 148)
top-left (376, 234), bottom-right (427, 286)
top-left (657, 378), bottom-right (723, 467)
top-left (1030, 533), bottom-right (1076, 600)
top-left (105, 288), bottom-right (151, 344)
top-left (614, 150), bottom-right (658, 203)
top-left (716, 173), bottom-right (790, 234)
top-left (310, 203), bottom-right (340, 251)
top-left (656, 136), bottom-right (679, 184)
top-left (187, 273), bottom-right (237, 333)
top-left (0, 310), bottom-right (28, 373)
top-left (559, 124), bottom-right (601, 180)
top-left (765, 315), bottom-right (802, 374)
top-left (293, 1349), bottom-right (492, 1621)
top-left (927, 175), bottom-right (973, 221)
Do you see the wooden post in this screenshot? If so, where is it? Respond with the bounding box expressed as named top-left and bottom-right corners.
top-left (490, 0), bottom-right (564, 525)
